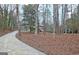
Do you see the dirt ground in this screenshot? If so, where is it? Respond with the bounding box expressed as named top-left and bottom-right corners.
top-left (0, 29), bottom-right (14, 36)
top-left (17, 32), bottom-right (79, 55)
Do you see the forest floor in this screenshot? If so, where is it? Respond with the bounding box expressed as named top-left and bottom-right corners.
top-left (0, 29), bottom-right (14, 36)
top-left (17, 32), bottom-right (79, 55)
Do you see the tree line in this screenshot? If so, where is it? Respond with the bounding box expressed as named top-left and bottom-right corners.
top-left (0, 4), bottom-right (79, 34)
top-left (22, 4), bottom-right (79, 34)
top-left (0, 4), bottom-right (19, 32)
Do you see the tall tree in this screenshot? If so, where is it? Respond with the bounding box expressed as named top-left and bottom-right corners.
top-left (16, 4), bottom-right (20, 33)
top-left (0, 5), bottom-right (4, 31)
top-left (42, 4), bottom-right (46, 32)
top-left (77, 4), bottom-right (79, 16)
top-left (61, 4), bottom-right (68, 33)
top-left (45, 4), bottom-right (51, 32)
top-left (53, 4), bottom-right (59, 33)
top-left (9, 5), bottom-right (16, 30)
top-left (22, 4), bottom-right (36, 33)
top-left (61, 4), bottom-right (64, 33)
top-left (34, 4), bottom-right (39, 34)
top-left (77, 4), bottom-right (79, 33)
top-left (70, 4), bottom-right (73, 33)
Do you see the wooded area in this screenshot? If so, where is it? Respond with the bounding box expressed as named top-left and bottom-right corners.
top-left (0, 4), bottom-right (79, 34)
top-left (21, 4), bottom-right (79, 34)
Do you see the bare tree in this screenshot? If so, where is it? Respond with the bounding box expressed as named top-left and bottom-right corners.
top-left (61, 4), bottom-right (64, 33)
top-left (43, 4), bottom-right (46, 32)
top-left (0, 5), bottom-right (4, 31)
top-left (53, 4), bottom-right (59, 33)
top-left (70, 4), bottom-right (73, 33)
top-left (16, 4), bottom-right (20, 33)
top-left (77, 4), bottom-right (79, 33)
top-left (61, 4), bottom-right (68, 33)
top-left (77, 4), bottom-right (79, 16)
top-left (9, 4), bottom-right (16, 30)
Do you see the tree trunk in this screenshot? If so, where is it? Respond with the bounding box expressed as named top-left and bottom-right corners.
top-left (77, 4), bottom-right (79, 33)
top-left (43, 4), bottom-right (46, 32)
top-left (77, 4), bottom-right (79, 16)
top-left (65, 4), bottom-right (68, 33)
top-left (61, 4), bottom-right (65, 33)
top-left (16, 4), bottom-right (20, 33)
top-left (53, 4), bottom-right (59, 34)
top-left (71, 4), bottom-right (73, 33)
top-left (34, 4), bottom-right (39, 34)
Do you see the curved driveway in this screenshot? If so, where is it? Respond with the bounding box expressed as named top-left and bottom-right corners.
top-left (0, 31), bottom-right (45, 55)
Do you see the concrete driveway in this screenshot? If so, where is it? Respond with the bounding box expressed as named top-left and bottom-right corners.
top-left (0, 31), bottom-right (45, 55)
